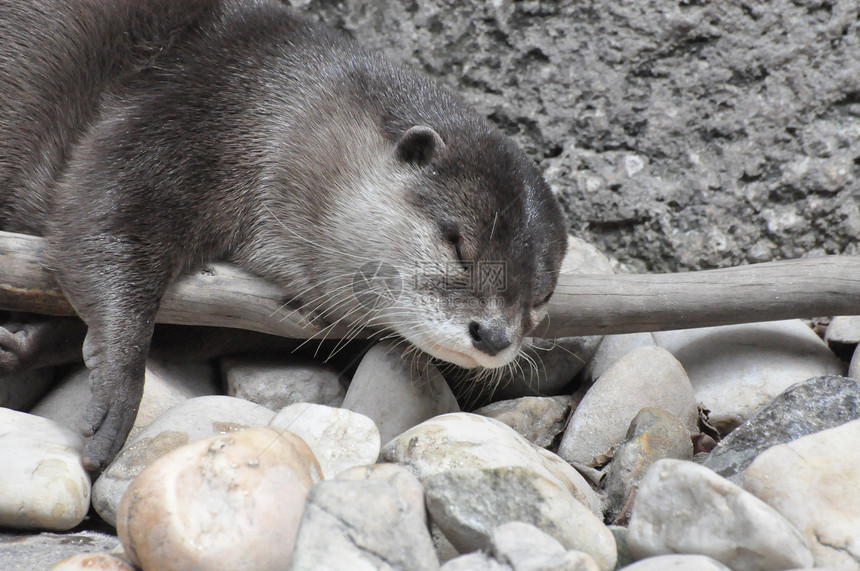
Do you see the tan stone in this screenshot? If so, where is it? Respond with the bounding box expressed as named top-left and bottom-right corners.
top-left (117, 427), bottom-right (322, 571)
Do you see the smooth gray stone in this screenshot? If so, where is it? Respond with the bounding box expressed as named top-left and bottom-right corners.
top-left (619, 554), bottom-right (731, 571)
top-left (423, 467), bottom-right (616, 571)
top-left (222, 356), bottom-right (345, 409)
top-left (289, 466), bottom-right (439, 571)
top-left (0, 530), bottom-right (120, 571)
top-left (343, 341), bottom-right (459, 444)
top-left (491, 522), bottom-right (600, 571)
top-left (474, 396), bottom-right (570, 448)
top-left (441, 553), bottom-right (510, 571)
top-left (628, 459), bottom-right (813, 571)
top-left (653, 320), bottom-right (845, 432)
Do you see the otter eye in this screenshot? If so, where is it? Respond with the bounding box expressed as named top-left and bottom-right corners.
top-left (453, 240), bottom-right (466, 266)
top-left (439, 221), bottom-right (468, 268)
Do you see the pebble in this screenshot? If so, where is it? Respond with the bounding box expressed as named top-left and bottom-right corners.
top-left (491, 522), bottom-right (600, 571)
top-left (342, 341), bottom-right (459, 444)
top-left (49, 553), bottom-right (134, 570)
top-left (559, 235), bottom-right (616, 276)
top-left (627, 459), bottom-right (813, 571)
top-left (269, 403), bottom-right (380, 479)
top-left (744, 418), bottom-right (860, 568)
top-left (289, 464), bottom-right (438, 570)
top-left (581, 332), bottom-right (656, 383)
top-left (424, 467), bottom-right (616, 571)
top-left (474, 396), bottom-right (570, 448)
top-left (0, 530), bottom-right (121, 571)
top-left (604, 408), bottom-right (693, 523)
top-left (441, 553), bottom-right (509, 571)
top-left (117, 427), bottom-right (321, 571)
top-left (30, 359), bottom-right (218, 440)
top-left (703, 375), bottom-right (860, 484)
top-left (618, 554), bottom-right (731, 570)
top-left (0, 409), bottom-right (91, 531)
top-left (381, 412), bottom-right (601, 515)
top-left (92, 395), bottom-right (274, 527)
top-left (825, 315), bottom-right (860, 351)
top-left (557, 346), bottom-right (697, 468)
top-left (653, 320), bottom-right (845, 432)
top-left (222, 356), bottom-right (345, 409)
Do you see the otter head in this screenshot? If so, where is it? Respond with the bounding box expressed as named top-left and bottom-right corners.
top-left (337, 123), bottom-right (568, 369)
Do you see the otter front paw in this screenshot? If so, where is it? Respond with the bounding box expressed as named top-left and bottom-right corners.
top-left (80, 387), bottom-right (140, 472)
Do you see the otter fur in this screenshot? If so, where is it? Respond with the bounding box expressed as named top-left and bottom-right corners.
top-left (0, 0), bottom-right (568, 469)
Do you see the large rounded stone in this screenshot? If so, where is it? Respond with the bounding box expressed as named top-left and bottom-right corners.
top-left (424, 467), bottom-right (616, 571)
top-left (582, 332), bottom-right (656, 384)
top-left (382, 412), bottom-right (600, 515)
top-left (269, 403), bottom-right (380, 479)
top-left (628, 459), bottom-right (813, 571)
top-left (653, 320), bottom-right (845, 432)
top-left (117, 427), bottom-right (321, 571)
top-left (744, 418), bottom-right (860, 568)
top-left (558, 346), bottom-right (697, 467)
top-left (343, 341), bottom-right (459, 444)
top-left (491, 522), bottom-right (601, 571)
top-left (619, 554), bottom-right (731, 571)
top-left (0, 409), bottom-right (90, 531)
top-left (289, 464), bottom-right (438, 570)
top-left (92, 395), bottom-right (275, 527)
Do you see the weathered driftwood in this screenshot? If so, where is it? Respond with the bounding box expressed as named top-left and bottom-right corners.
top-left (0, 230), bottom-right (857, 339)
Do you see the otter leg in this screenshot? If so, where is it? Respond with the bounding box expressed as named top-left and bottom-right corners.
top-left (0, 313), bottom-right (86, 375)
top-left (51, 237), bottom-right (172, 472)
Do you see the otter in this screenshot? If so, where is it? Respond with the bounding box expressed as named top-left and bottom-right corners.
top-left (0, 0), bottom-right (568, 470)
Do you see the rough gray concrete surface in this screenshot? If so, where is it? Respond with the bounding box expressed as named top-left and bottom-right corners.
top-left (293, 0), bottom-right (860, 272)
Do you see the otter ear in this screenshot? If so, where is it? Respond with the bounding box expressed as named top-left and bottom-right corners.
top-left (395, 126), bottom-right (445, 165)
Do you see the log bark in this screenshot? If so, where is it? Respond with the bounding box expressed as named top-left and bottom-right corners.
top-left (0, 231), bottom-right (857, 338)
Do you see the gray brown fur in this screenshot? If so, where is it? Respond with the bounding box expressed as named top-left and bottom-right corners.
top-left (0, 0), bottom-right (567, 469)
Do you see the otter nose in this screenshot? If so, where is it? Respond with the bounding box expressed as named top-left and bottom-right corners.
top-left (468, 321), bottom-right (511, 357)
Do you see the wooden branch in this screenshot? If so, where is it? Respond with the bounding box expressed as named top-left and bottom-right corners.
top-left (0, 231), bottom-right (857, 339)
top-left (539, 257), bottom-right (860, 336)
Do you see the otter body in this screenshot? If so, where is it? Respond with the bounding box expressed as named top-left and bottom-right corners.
top-left (0, 0), bottom-right (567, 469)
